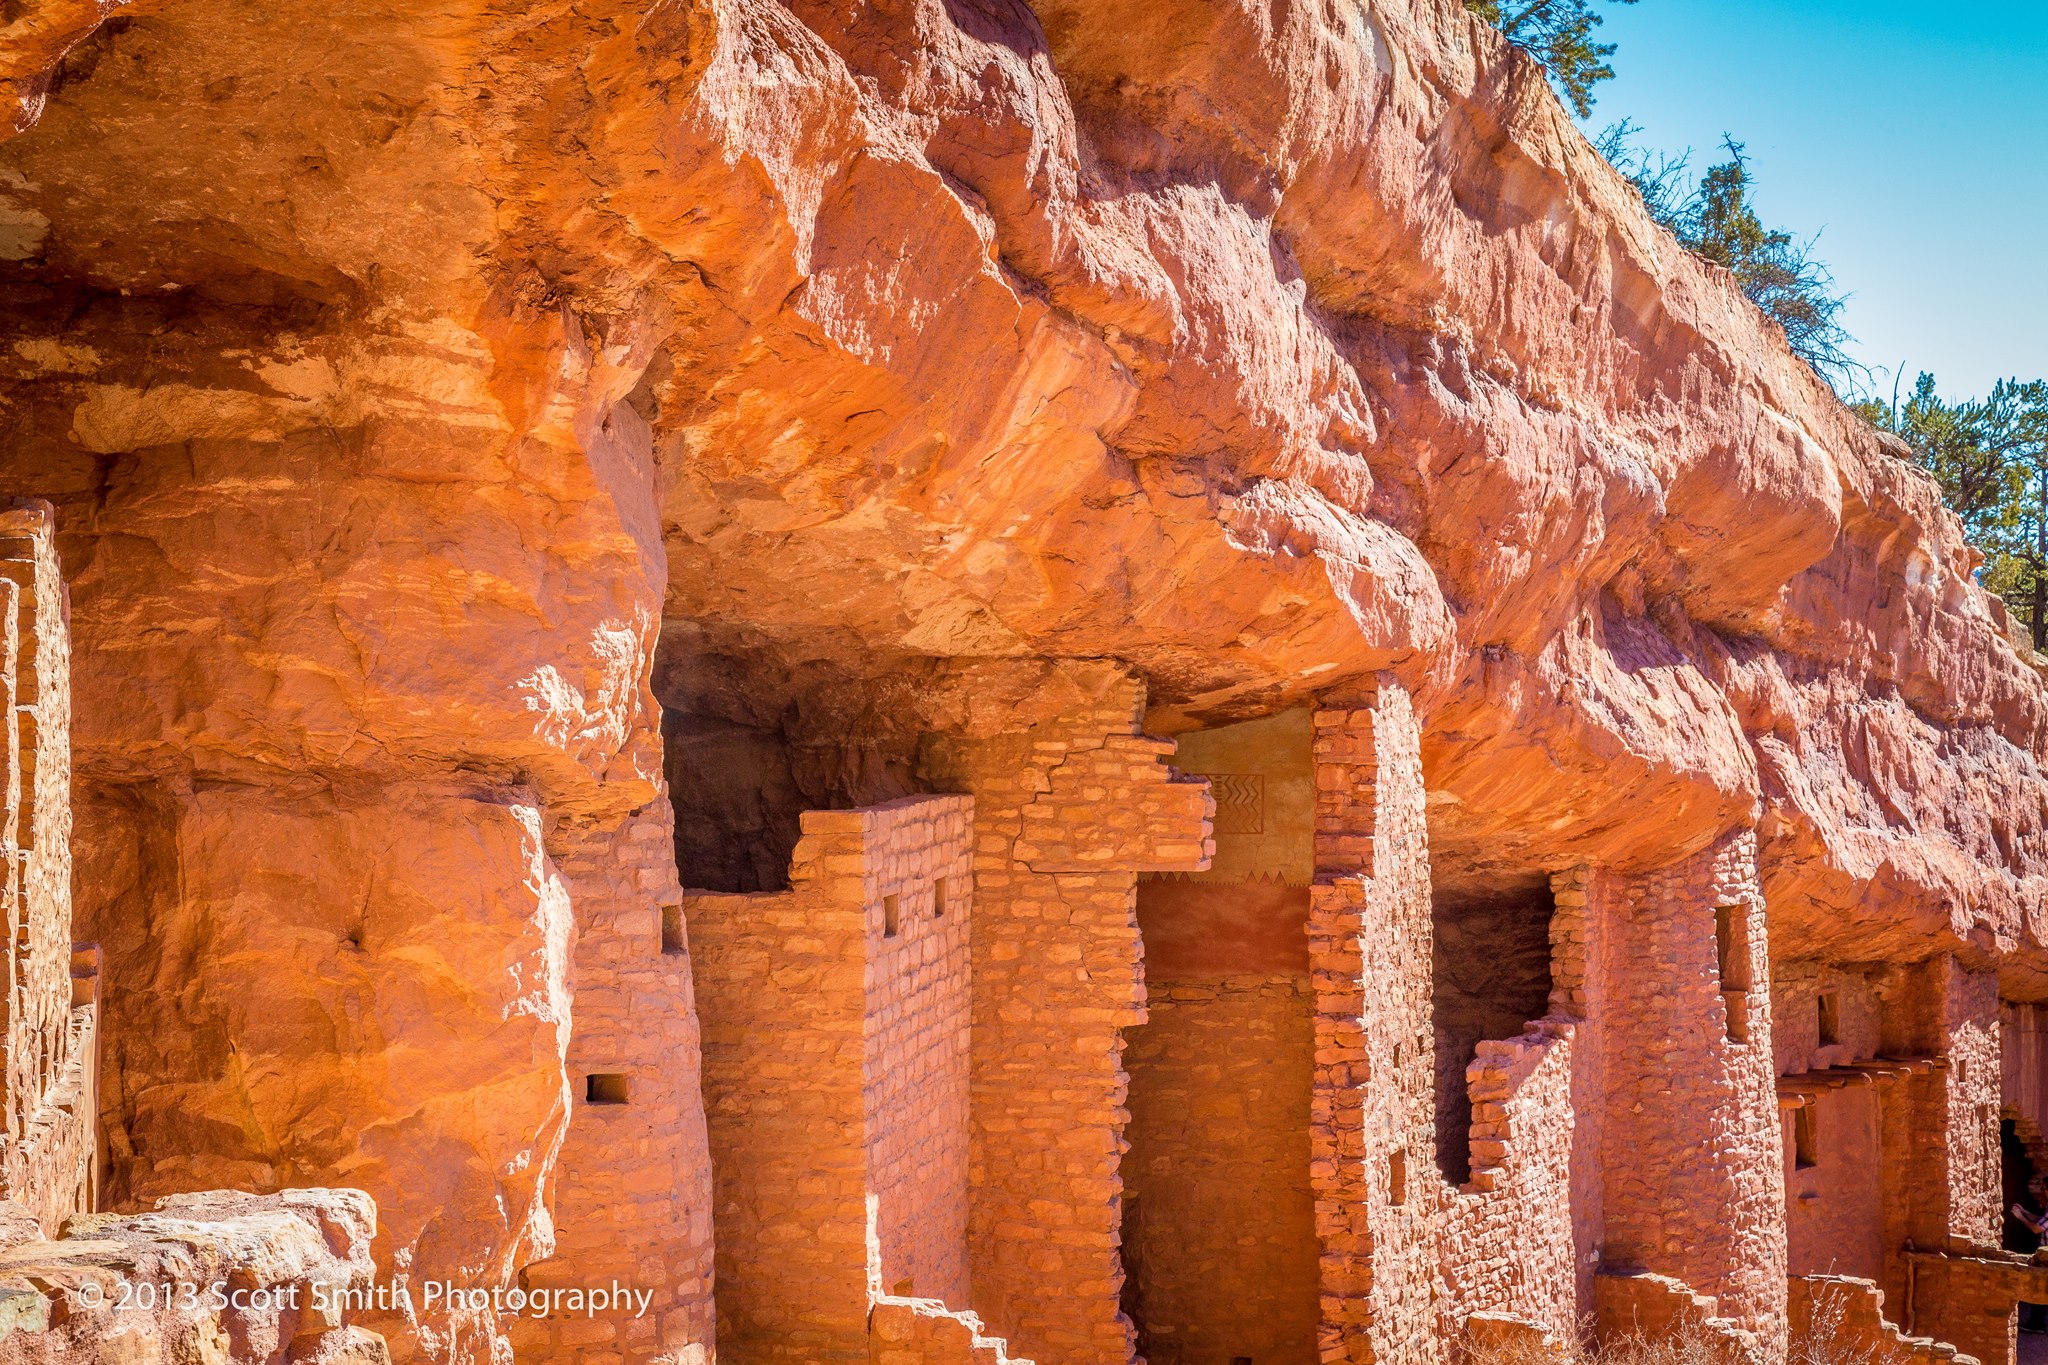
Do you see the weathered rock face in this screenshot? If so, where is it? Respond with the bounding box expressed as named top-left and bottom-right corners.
top-left (0, 0), bottom-right (2045, 1361)
top-left (0, 1188), bottom-right (389, 1364)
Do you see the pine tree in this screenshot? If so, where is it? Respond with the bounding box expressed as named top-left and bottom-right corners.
top-left (1862, 374), bottom-right (2048, 649)
top-left (1466, 0), bottom-right (1637, 117)
top-left (1597, 128), bottom-right (1859, 387)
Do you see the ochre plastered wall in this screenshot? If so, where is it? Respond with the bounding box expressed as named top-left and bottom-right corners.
top-left (1124, 708), bottom-right (1316, 1364)
top-left (1122, 976), bottom-right (1317, 1365)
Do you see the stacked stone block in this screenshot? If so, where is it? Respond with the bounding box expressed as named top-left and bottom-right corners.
top-left (507, 796), bottom-right (716, 1365)
top-left (919, 670), bottom-right (1211, 1365)
top-left (0, 500), bottom-right (93, 1236)
top-left (1592, 1270), bottom-right (1763, 1362)
top-left (1787, 1275), bottom-right (1975, 1365)
top-left (1307, 685), bottom-right (1438, 1364)
top-left (868, 1296), bottom-right (1036, 1365)
top-left (686, 794), bottom-right (978, 1363)
top-left (1598, 833), bottom-right (1788, 1354)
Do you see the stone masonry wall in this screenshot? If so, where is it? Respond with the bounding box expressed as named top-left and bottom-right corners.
top-left (862, 800), bottom-right (973, 1308)
top-left (1940, 961), bottom-right (2004, 1253)
top-left (1774, 962), bottom-right (1894, 1285)
top-left (1431, 868), bottom-right (1607, 1341)
top-left (688, 855), bottom-right (870, 1361)
top-left (1599, 833), bottom-right (1788, 1357)
top-left (507, 796), bottom-right (715, 1365)
top-left (686, 794), bottom-right (977, 1363)
top-left (1904, 1251), bottom-right (2038, 1365)
top-left (920, 668), bottom-right (1212, 1365)
top-left (1308, 684), bottom-right (1438, 1365)
top-left (0, 501), bottom-right (92, 1237)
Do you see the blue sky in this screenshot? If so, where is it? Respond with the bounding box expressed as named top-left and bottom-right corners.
top-left (1578, 0), bottom-right (2048, 403)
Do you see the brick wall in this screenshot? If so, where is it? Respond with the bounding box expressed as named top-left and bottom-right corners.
top-left (1308, 685), bottom-right (1439, 1365)
top-left (1904, 1250), bottom-right (2041, 1365)
top-left (507, 796), bottom-right (715, 1365)
top-left (0, 500), bottom-right (94, 1236)
top-left (1598, 833), bottom-right (1788, 1355)
top-left (687, 794), bottom-right (977, 1362)
top-left (1787, 1275), bottom-right (1970, 1365)
top-left (920, 669), bottom-right (1211, 1365)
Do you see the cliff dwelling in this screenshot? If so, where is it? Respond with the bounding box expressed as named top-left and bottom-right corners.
top-left (0, 3), bottom-right (2046, 1365)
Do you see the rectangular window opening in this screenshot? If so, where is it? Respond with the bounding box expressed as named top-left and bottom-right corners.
top-left (1388, 1149), bottom-right (1408, 1207)
top-left (883, 893), bottom-right (901, 939)
top-left (661, 904), bottom-right (687, 956)
top-left (1723, 992), bottom-right (1751, 1044)
top-left (1715, 905), bottom-right (1753, 991)
top-left (932, 878), bottom-right (947, 918)
top-left (1716, 905), bottom-right (1752, 1043)
top-left (1817, 991), bottom-right (1841, 1047)
top-left (1794, 1105), bottom-right (1819, 1169)
top-left (586, 1073), bottom-right (630, 1106)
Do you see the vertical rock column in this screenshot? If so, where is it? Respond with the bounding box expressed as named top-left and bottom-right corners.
top-left (1597, 833), bottom-right (1788, 1358)
top-left (508, 795), bottom-right (716, 1365)
top-left (922, 668), bottom-right (1212, 1365)
top-left (1308, 684), bottom-right (1439, 1365)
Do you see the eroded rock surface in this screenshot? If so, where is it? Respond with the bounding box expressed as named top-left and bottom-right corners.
top-left (0, 1188), bottom-right (387, 1365)
top-left (0, 0), bottom-right (2042, 1362)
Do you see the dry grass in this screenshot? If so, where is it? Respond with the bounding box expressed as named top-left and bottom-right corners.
top-left (1463, 1285), bottom-right (1913, 1365)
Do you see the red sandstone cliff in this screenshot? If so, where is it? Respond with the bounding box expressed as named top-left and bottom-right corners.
top-left (0, 0), bottom-right (2042, 1362)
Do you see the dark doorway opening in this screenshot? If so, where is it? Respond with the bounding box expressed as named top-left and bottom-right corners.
top-left (1432, 877), bottom-right (1554, 1185)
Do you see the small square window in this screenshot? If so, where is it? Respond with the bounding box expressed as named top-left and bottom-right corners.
top-left (586, 1073), bottom-right (630, 1105)
top-left (1388, 1149), bottom-right (1407, 1207)
top-left (932, 879), bottom-right (947, 918)
top-left (661, 905), bottom-right (687, 956)
top-left (883, 894), bottom-right (901, 939)
top-left (1817, 991), bottom-right (1841, 1047)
